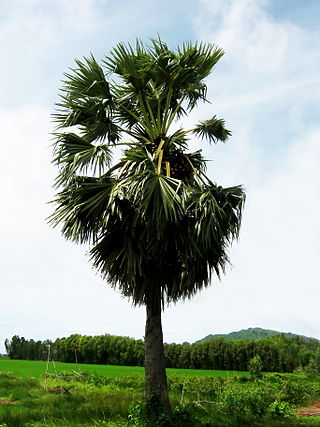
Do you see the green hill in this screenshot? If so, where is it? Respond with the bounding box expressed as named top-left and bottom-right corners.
top-left (197, 327), bottom-right (318, 342)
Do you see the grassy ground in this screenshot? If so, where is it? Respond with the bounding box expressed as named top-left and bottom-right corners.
top-left (1, 371), bottom-right (320, 426)
top-left (0, 371), bottom-right (138, 426)
top-left (1, 360), bottom-right (320, 426)
top-left (0, 358), bottom-right (250, 379)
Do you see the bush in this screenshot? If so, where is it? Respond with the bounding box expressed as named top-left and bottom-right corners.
top-left (268, 401), bottom-right (294, 418)
top-left (127, 395), bottom-right (197, 427)
top-left (128, 398), bottom-right (170, 426)
top-left (248, 355), bottom-right (263, 380)
top-left (216, 386), bottom-right (270, 419)
top-left (314, 347), bottom-right (320, 375)
top-left (305, 358), bottom-right (318, 378)
top-left (281, 380), bottom-right (312, 404)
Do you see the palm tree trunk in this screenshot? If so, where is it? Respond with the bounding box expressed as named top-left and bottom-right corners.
top-left (144, 292), bottom-right (171, 414)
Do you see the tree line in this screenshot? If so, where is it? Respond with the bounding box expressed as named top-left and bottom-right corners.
top-left (5, 333), bottom-right (318, 373)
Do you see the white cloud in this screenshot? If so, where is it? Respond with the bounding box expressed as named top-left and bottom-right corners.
top-left (194, 0), bottom-right (320, 117)
top-left (0, 0), bottom-right (159, 107)
top-left (164, 128), bottom-right (320, 342)
top-left (163, 0), bottom-right (320, 343)
top-left (1, 0), bottom-right (320, 353)
top-left (0, 105), bottom-right (146, 351)
top-left (197, 0), bottom-right (318, 70)
top-left (197, 0), bottom-right (294, 71)
top-left (54, 0), bottom-right (103, 32)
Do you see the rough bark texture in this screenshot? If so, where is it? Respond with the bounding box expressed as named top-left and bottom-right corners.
top-left (144, 294), bottom-right (171, 414)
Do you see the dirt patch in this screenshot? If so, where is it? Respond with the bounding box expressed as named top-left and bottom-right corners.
top-left (296, 402), bottom-right (320, 416)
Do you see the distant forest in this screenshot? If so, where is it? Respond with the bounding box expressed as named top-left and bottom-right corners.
top-left (5, 333), bottom-right (319, 373)
top-left (198, 327), bottom-right (317, 342)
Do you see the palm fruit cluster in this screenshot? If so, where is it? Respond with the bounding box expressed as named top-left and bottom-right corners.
top-left (162, 149), bottom-right (193, 180)
top-left (144, 138), bottom-right (193, 180)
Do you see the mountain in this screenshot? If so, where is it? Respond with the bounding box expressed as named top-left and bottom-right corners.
top-left (197, 327), bottom-right (318, 343)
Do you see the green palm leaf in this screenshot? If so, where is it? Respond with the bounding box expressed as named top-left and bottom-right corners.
top-left (50, 36), bottom-right (245, 333)
top-left (62, 54), bottom-right (111, 99)
top-left (52, 133), bottom-right (112, 186)
top-left (192, 116), bottom-right (232, 143)
top-left (49, 176), bottom-right (114, 243)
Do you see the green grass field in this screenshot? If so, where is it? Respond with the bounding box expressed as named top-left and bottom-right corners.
top-left (0, 358), bottom-right (250, 379)
top-left (1, 359), bottom-right (320, 426)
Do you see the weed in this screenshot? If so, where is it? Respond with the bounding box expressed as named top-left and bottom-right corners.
top-left (268, 401), bottom-right (294, 418)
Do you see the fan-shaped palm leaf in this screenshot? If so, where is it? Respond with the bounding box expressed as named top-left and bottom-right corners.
top-left (193, 115), bottom-right (232, 143)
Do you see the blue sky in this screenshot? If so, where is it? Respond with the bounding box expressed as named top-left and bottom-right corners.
top-left (0, 0), bottom-right (319, 353)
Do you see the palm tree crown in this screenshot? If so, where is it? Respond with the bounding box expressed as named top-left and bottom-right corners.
top-left (50, 38), bottom-right (245, 309)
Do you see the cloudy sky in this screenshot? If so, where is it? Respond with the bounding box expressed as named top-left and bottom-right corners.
top-left (1, 0), bottom-right (319, 354)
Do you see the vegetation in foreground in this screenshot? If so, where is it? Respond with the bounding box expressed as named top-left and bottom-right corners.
top-left (1, 370), bottom-right (320, 426)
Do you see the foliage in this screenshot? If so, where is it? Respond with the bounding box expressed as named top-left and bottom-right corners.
top-left (50, 371), bottom-right (146, 392)
top-left (50, 37), bottom-right (245, 310)
top-left (315, 347), bottom-right (320, 374)
top-left (128, 396), bottom-right (171, 426)
top-left (5, 332), bottom-right (317, 374)
top-left (127, 396), bottom-right (196, 426)
top-left (268, 401), bottom-right (294, 418)
top-left (305, 359), bottom-right (318, 378)
top-left (48, 34), bottom-right (246, 413)
top-left (0, 372), bottom-right (137, 427)
top-left (215, 385), bottom-right (270, 424)
top-left (248, 355), bottom-right (263, 379)
top-left (306, 346), bottom-right (320, 379)
top-left (198, 327), bottom-right (319, 343)
top-left (2, 370), bottom-right (320, 426)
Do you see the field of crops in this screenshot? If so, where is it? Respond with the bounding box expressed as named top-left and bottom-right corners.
top-left (1, 359), bottom-right (320, 426)
top-left (0, 358), bottom-right (250, 379)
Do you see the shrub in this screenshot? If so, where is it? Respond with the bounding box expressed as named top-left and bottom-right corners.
top-left (248, 355), bottom-right (263, 380)
top-left (216, 386), bottom-right (270, 418)
top-left (135, 396), bottom-right (170, 426)
top-left (281, 380), bottom-right (311, 404)
top-left (127, 396), bottom-right (197, 427)
top-left (314, 347), bottom-right (320, 375)
top-left (268, 401), bottom-right (294, 418)
top-left (305, 358), bottom-right (318, 378)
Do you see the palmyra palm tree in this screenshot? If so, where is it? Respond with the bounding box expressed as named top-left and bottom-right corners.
top-left (50, 38), bottom-right (245, 413)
